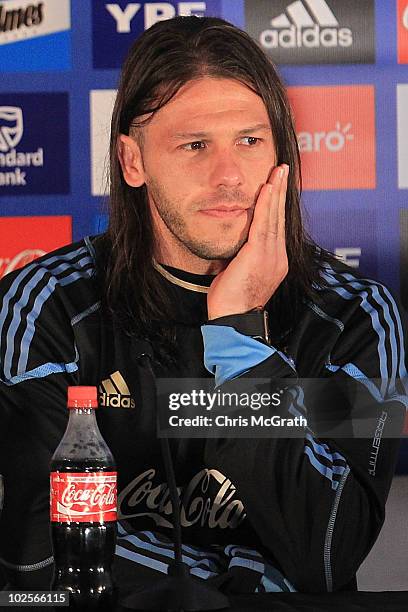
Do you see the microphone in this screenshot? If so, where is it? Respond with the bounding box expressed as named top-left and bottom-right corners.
top-left (120, 338), bottom-right (229, 611)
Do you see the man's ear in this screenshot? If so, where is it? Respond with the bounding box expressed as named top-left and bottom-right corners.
top-left (117, 134), bottom-right (146, 187)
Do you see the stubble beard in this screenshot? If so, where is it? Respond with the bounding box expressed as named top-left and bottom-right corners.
top-left (146, 176), bottom-right (252, 260)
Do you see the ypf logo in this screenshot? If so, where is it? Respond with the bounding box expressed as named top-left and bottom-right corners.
top-left (105, 2), bottom-right (208, 32)
top-left (398, 1), bottom-right (408, 63)
top-left (245, 0), bottom-right (375, 64)
top-left (288, 85), bottom-right (376, 190)
top-left (92, 1), bottom-right (221, 69)
top-left (0, 107), bottom-right (23, 152)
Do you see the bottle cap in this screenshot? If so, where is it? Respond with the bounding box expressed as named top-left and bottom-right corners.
top-left (67, 386), bottom-right (98, 409)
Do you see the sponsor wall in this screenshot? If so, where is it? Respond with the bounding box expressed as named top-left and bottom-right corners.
top-left (0, 0), bottom-right (408, 467)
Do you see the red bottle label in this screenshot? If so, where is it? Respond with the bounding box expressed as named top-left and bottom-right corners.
top-left (50, 472), bottom-right (117, 522)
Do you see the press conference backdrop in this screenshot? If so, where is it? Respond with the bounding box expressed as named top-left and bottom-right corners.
top-left (0, 0), bottom-right (407, 469)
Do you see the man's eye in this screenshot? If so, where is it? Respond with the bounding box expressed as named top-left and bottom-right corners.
top-left (241, 136), bottom-right (260, 146)
top-left (183, 141), bottom-right (206, 151)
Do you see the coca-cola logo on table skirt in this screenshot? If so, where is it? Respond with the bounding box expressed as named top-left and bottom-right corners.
top-left (118, 468), bottom-right (246, 530)
top-left (50, 472), bottom-right (117, 522)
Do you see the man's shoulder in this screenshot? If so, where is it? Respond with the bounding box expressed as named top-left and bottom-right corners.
top-left (0, 236), bottom-right (106, 384)
top-left (311, 255), bottom-right (404, 332)
top-left (0, 235), bottom-right (100, 305)
top-left (317, 256), bottom-right (396, 301)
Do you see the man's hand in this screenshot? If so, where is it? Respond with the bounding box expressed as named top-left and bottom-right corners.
top-left (207, 164), bottom-right (289, 320)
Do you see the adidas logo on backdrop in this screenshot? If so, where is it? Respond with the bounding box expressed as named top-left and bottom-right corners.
top-left (245, 0), bottom-right (375, 64)
top-left (261, 0), bottom-right (351, 50)
top-left (99, 371), bottom-right (135, 409)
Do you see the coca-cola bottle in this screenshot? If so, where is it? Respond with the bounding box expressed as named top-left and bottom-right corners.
top-left (50, 386), bottom-right (117, 611)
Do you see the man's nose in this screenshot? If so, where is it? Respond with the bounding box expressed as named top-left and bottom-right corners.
top-left (208, 148), bottom-right (244, 188)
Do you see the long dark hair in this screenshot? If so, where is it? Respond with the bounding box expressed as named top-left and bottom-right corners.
top-left (98, 16), bottom-right (333, 361)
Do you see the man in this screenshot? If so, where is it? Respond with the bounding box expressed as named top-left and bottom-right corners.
top-left (0, 15), bottom-right (407, 597)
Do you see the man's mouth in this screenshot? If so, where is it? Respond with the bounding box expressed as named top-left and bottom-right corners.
top-left (199, 206), bottom-right (249, 218)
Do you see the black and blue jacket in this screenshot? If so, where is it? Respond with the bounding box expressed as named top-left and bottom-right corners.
top-left (0, 235), bottom-right (407, 595)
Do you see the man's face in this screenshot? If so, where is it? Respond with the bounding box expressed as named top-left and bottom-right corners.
top-left (124, 77), bottom-right (277, 263)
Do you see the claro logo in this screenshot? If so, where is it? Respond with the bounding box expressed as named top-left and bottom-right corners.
top-left (289, 85), bottom-right (376, 190)
top-left (260, 0), bottom-right (352, 50)
top-left (298, 122), bottom-right (354, 153)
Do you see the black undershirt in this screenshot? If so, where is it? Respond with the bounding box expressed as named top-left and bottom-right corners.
top-left (148, 264), bottom-right (259, 548)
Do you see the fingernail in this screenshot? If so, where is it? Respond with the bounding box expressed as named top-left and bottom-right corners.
top-left (278, 167), bottom-right (285, 180)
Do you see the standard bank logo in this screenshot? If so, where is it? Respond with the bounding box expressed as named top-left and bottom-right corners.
top-left (92, 1), bottom-right (222, 69)
top-left (0, 107), bottom-right (23, 152)
top-left (0, 0), bottom-right (71, 71)
top-left (0, 93), bottom-right (69, 194)
top-left (0, 106), bottom-right (42, 187)
top-left (245, 0), bottom-right (375, 64)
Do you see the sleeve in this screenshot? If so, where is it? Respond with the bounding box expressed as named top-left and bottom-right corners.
top-left (0, 265), bottom-right (80, 589)
top-left (202, 281), bottom-right (408, 593)
top-left (201, 325), bottom-right (278, 386)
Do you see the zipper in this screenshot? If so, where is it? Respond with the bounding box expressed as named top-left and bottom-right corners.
top-left (323, 466), bottom-right (350, 592)
top-left (0, 555), bottom-right (54, 572)
top-left (306, 301), bottom-right (344, 332)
